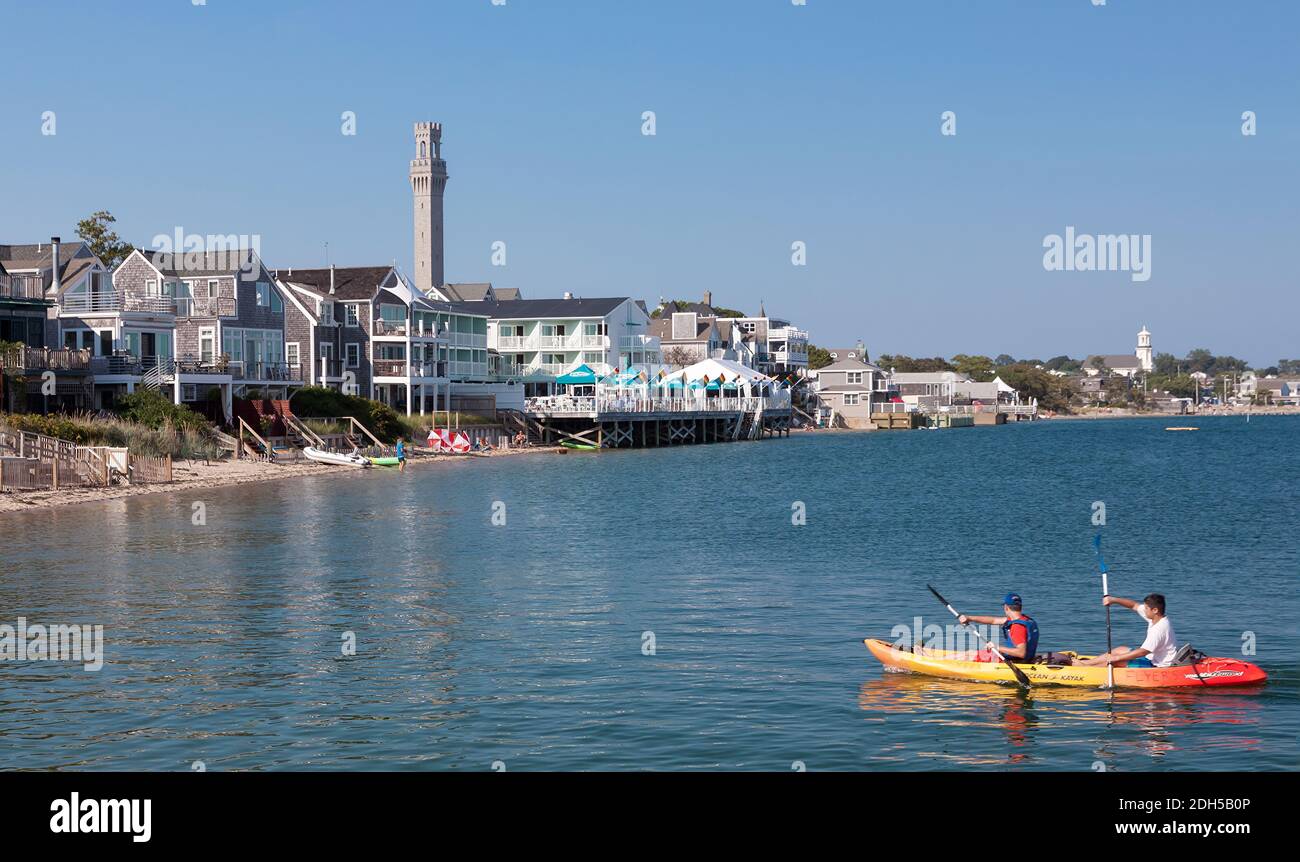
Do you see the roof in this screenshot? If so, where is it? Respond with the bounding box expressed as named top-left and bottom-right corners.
top-left (1084, 354), bottom-right (1142, 369)
top-left (440, 282), bottom-right (494, 302)
top-left (648, 316), bottom-right (714, 342)
top-left (495, 287), bottom-right (521, 301)
top-left (0, 241), bottom-right (100, 282)
top-left (826, 347), bottom-right (868, 362)
top-left (819, 357), bottom-right (884, 374)
top-left (277, 266), bottom-right (395, 300)
top-left (145, 248), bottom-right (262, 278)
top-left (446, 296), bottom-right (629, 319)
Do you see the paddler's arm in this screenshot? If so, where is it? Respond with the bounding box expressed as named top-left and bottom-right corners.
top-left (958, 614), bottom-right (1006, 626)
top-left (1102, 595), bottom-right (1138, 610)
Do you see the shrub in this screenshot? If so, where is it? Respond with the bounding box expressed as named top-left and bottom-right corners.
top-left (114, 388), bottom-right (209, 431)
top-left (291, 386), bottom-right (405, 442)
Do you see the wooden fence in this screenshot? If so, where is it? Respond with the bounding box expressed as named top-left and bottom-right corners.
top-left (0, 427), bottom-right (172, 492)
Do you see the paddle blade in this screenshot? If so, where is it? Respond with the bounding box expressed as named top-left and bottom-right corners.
top-left (926, 584), bottom-right (948, 606)
top-left (1008, 662), bottom-right (1032, 689)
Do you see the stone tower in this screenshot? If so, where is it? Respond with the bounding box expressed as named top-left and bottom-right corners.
top-left (410, 122), bottom-right (449, 293)
top-left (1136, 325), bottom-right (1153, 372)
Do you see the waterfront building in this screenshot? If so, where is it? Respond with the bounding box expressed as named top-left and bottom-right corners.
top-left (441, 295), bottom-right (661, 397)
top-left (277, 265), bottom-right (501, 414)
top-left (1083, 326), bottom-right (1154, 378)
top-left (89, 247), bottom-right (301, 417)
top-left (810, 354), bottom-right (893, 428)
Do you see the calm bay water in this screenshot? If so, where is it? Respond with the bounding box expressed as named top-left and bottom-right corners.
top-left (1, 415), bottom-right (1297, 771)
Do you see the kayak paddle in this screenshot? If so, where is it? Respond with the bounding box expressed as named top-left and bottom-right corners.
top-left (927, 584), bottom-right (1032, 689)
top-left (1093, 534), bottom-right (1115, 689)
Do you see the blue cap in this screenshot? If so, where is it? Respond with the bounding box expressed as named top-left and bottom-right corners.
top-left (1003, 592), bottom-right (1022, 607)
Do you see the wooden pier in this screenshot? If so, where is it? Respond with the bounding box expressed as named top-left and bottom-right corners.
top-left (517, 395), bottom-right (793, 449)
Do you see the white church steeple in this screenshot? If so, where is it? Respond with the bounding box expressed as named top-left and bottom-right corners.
top-left (1136, 325), bottom-right (1153, 372)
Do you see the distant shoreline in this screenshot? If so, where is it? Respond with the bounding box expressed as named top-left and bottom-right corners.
top-left (1042, 407), bottom-right (1299, 422)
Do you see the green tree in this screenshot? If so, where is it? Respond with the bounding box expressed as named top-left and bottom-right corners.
top-left (951, 354), bottom-right (995, 381)
top-left (807, 345), bottom-right (833, 370)
top-left (876, 354), bottom-right (955, 373)
top-left (994, 364), bottom-right (1078, 413)
top-left (76, 211), bottom-right (135, 267)
top-left (1044, 355), bottom-right (1081, 373)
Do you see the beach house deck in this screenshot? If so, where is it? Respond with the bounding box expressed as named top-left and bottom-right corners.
top-left (518, 390), bottom-right (793, 449)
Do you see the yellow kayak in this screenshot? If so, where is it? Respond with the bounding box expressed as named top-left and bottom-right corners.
top-left (863, 638), bottom-right (1267, 689)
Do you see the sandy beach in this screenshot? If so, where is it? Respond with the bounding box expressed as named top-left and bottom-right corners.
top-left (0, 445), bottom-right (561, 514)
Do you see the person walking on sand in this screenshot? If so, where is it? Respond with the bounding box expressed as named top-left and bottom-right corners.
top-left (396, 438), bottom-right (407, 471)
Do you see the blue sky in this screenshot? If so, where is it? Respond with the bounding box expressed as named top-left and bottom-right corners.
top-left (2, 0), bottom-right (1296, 365)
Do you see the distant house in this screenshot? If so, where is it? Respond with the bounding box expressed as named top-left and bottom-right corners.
top-left (890, 371), bottom-right (974, 406)
top-left (812, 355), bottom-right (891, 428)
top-left (649, 311), bottom-right (726, 366)
top-left (1082, 354), bottom-right (1143, 378)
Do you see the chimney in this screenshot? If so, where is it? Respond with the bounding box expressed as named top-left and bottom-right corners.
top-left (329, 264), bottom-right (336, 295)
top-left (703, 290), bottom-right (712, 308)
top-left (562, 291), bottom-right (573, 300)
top-left (50, 236), bottom-right (62, 293)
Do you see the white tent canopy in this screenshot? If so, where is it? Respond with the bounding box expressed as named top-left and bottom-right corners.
top-left (658, 358), bottom-right (773, 386)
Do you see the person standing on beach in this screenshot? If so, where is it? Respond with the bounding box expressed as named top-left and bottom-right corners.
top-left (396, 438), bottom-right (406, 471)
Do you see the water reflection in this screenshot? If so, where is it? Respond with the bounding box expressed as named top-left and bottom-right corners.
top-left (858, 671), bottom-right (1267, 769)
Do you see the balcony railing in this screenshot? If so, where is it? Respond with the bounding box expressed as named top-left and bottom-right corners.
top-left (496, 333), bottom-right (605, 351)
top-left (229, 361), bottom-right (303, 381)
top-left (175, 296), bottom-right (235, 317)
top-left (373, 359), bottom-right (447, 378)
top-left (60, 291), bottom-right (177, 314)
top-left (373, 319), bottom-right (409, 337)
top-left (448, 361), bottom-right (488, 377)
top-left (0, 346), bottom-right (91, 372)
top-left (524, 393), bottom-right (793, 415)
top-left (0, 277), bottom-right (47, 301)
top-left (89, 354), bottom-right (172, 376)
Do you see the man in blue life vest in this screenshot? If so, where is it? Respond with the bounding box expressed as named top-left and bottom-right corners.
top-left (958, 592), bottom-right (1040, 663)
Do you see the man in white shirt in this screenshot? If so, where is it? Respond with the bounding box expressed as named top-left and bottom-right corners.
top-left (1077, 593), bottom-right (1177, 668)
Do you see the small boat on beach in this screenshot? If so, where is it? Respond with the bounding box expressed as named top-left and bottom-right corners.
top-left (368, 456), bottom-right (401, 467)
top-left (863, 638), bottom-right (1267, 689)
top-left (303, 447), bottom-right (371, 468)
top-left (560, 440), bottom-right (599, 451)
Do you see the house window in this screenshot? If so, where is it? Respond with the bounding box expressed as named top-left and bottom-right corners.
top-left (199, 327), bottom-right (216, 364)
top-left (271, 289), bottom-right (283, 313)
top-left (207, 280), bottom-right (220, 299)
top-left (256, 282), bottom-right (270, 307)
top-left (345, 305), bottom-right (359, 327)
top-left (181, 384), bottom-right (198, 402)
top-left (286, 342), bottom-right (299, 368)
top-left (345, 343), bottom-right (360, 368)
top-left (319, 301), bottom-right (334, 325)
top-left (847, 371), bottom-right (863, 384)
top-left (844, 393), bottom-right (860, 406)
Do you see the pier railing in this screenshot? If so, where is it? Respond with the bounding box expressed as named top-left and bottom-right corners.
top-left (525, 393), bottom-right (792, 415)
